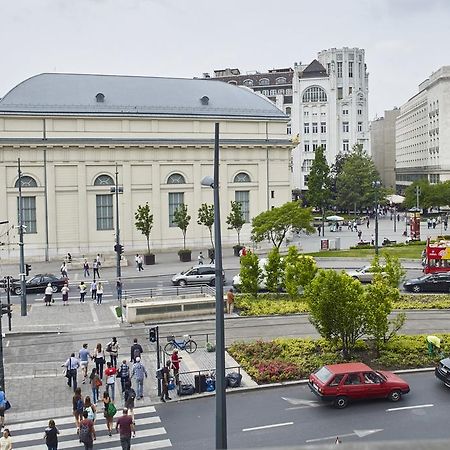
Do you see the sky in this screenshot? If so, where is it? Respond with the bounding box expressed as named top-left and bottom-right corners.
top-left (1, 0), bottom-right (449, 119)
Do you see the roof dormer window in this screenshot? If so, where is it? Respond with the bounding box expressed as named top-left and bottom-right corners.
top-left (200, 96), bottom-right (209, 105)
top-left (96, 93), bottom-right (105, 103)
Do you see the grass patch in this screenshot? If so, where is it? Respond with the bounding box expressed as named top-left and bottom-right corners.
top-left (305, 245), bottom-right (423, 259)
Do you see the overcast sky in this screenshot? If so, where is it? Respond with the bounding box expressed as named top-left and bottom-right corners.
top-left (1, 0), bottom-right (449, 119)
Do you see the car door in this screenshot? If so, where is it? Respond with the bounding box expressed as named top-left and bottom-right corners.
top-left (441, 274), bottom-right (450, 293)
top-left (27, 275), bottom-right (43, 293)
top-left (362, 371), bottom-right (386, 398)
top-left (341, 372), bottom-right (367, 400)
top-left (186, 268), bottom-right (200, 284)
top-left (425, 275), bottom-right (439, 292)
top-left (360, 267), bottom-right (372, 283)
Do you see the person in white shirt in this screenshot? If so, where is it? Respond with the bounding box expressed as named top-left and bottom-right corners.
top-left (44, 283), bottom-right (53, 306)
top-left (63, 353), bottom-right (80, 391)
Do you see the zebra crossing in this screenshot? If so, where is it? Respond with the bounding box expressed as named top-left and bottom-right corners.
top-left (8, 405), bottom-right (172, 449)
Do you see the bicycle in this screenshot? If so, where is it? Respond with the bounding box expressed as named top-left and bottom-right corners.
top-left (164, 334), bottom-right (198, 355)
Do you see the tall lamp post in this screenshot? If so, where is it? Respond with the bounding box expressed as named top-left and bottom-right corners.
top-left (201, 122), bottom-right (227, 449)
top-left (373, 180), bottom-right (381, 255)
top-left (17, 159), bottom-right (27, 316)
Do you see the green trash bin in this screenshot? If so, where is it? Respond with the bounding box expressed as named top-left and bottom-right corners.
top-left (115, 306), bottom-right (122, 318)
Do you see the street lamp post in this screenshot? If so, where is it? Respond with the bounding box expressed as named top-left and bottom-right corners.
top-left (17, 159), bottom-right (27, 316)
top-left (201, 122), bottom-right (227, 449)
top-left (373, 180), bottom-right (381, 256)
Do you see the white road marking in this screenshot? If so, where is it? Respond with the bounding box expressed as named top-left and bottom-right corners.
top-left (6, 340), bottom-right (9, 347)
top-left (243, 422), bottom-right (293, 432)
top-left (306, 429), bottom-right (383, 443)
top-left (386, 404), bottom-right (434, 412)
top-left (282, 397), bottom-right (320, 407)
top-left (90, 302), bottom-right (99, 323)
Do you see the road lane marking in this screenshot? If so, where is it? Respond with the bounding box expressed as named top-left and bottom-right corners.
top-left (90, 302), bottom-right (99, 323)
top-left (306, 429), bottom-right (383, 443)
top-left (386, 404), bottom-right (433, 412)
top-left (282, 397), bottom-right (320, 407)
top-left (243, 422), bottom-right (293, 432)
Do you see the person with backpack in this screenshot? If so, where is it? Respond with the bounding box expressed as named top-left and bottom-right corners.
top-left (89, 368), bottom-right (102, 404)
top-left (131, 357), bottom-right (148, 400)
top-left (105, 362), bottom-right (117, 401)
top-left (0, 388), bottom-right (7, 430)
top-left (72, 387), bottom-right (84, 432)
top-left (79, 410), bottom-right (96, 449)
top-left (117, 360), bottom-right (130, 394)
top-left (107, 337), bottom-right (120, 368)
top-left (130, 338), bottom-right (143, 363)
top-left (84, 396), bottom-right (96, 423)
top-left (92, 343), bottom-right (105, 379)
top-left (123, 381), bottom-right (136, 421)
top-left (159, 360), bottom-right (172, 403)
top-left (43, 419), bottom-right (59, 450)
top-left (63, 353), bottom-right (80, 391)
top-left (115, 408), bottom-right (135, 450)
top-left (102, 391), bottom-right (116, 436)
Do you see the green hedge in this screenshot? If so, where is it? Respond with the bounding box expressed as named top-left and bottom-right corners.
top-left (228, 335), bottom-right (448, 384)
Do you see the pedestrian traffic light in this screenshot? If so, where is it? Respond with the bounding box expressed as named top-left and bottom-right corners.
top-left (25, 263), bottom-right (31, 276)
top-left (149, 327), bottom-right (157, 343)
top-left (114, 244), bottom-right (124, 254)
top-left (0, 303), bottom-right (12, 317)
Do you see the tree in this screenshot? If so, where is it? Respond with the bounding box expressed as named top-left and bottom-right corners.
top-left (134, 202), bottom-right (154, 254)
top-left (284, 247), bottom-right (318, 298)
top-left (265, 247), bottom-right (284, 293)
top-left (173, 204), bottom-right (191, 250)
top-left (307, 146), bottom-right (331, 236)
top-left (239, 252), bottom-right (262, 297)
top-left (305, 270), bottom-right (366, 358)
top-left (197, 203), bottom-right (215, 249)
top-left (370, 253), bottom-right (406, 288)
top-left (226, 201), bottom-right (246, 246)
top-left (251, 201), bottom-right (314, 249)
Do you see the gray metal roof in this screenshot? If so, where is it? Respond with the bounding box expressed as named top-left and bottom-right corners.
top-left (0, 73), bottom-right (287, 119)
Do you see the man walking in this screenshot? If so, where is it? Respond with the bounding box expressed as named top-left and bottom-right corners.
top-left (79, 410), bottom-right (96, 450)
top-left (130, 338), bottom-right (143, 363)
top-left (93, 259), bottom-right (100, 280)
top-left (137, 255), bottom-right (144, 272)
top-left (131, 357), bottom-right (148, 400)
top-left (160, 360), bottom-right (171, 403)
top-left (63, 352), bottom-right (80, 391)
top-left (226, 288), bottom-right (235, 314)
top-left (79, 281), bottom-right (87, 303)
top-left (83, 259), bottom-right (90, 277)
top-left (60, 261), bottom-right (68, 278)
top-left (90, 280), bottom-right (97, 301)
top-left (78, 343), bottom-right (91, 384)
top-left (116, 408), bottom-right (135, 450)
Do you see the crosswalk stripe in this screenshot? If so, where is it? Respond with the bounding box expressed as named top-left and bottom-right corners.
top-left (127, 439), bottom-right (172, 450)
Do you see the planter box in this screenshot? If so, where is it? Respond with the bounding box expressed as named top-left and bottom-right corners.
top-left (144, 253), bottom-right (156, 265)
top-left (178, 250), bottom-right (192, 262)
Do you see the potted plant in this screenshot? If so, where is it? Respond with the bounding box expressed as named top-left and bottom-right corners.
top-left (197, 203), bottom-right (215, 259)
top-left (173, 203), bottom-right (192, 262)
top-left (226, 200), bottom-right (246, 256)
top-left (134, 202), bottom-right (155, 265)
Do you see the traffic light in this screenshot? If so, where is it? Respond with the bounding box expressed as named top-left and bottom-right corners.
top-left (114, 244), bottom-right (124, 254)
top-left (0, 303), bottom-right (12, 317)
top-left (25, 264), bottom-right (31, 276)
top-left (149, 327), bottom-right (157, 343)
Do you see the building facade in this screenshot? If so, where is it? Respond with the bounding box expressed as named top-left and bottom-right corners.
top-left (0, 73), bottom-right (291, 260)
top-left (396, 66), bottom-right (450, 189)
top-left (370, 108), bottom-right (400, 189)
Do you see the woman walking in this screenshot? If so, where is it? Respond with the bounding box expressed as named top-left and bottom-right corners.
top-left (72, 387), bottom-right (84, 432)
top-left (89, 368), bottom-right (101, 404)
top-left (44, 283), bottom-right (53, 306)
top-left (0, 387), bottom-right (7, 430)
top-left (61, 283), bottom-right (69, 306)
top-left (107, 337), bottom-right (119, 367)
top-left (78, 282), bottom-right (87, 303)
top-left (93, 343), bottom-right (105, 379)
top-left (0, 429), bottom-right (12, 450)
top-left (84, 396), bottom-right (97, 423)
top-left (105, 362), bottom-right (117, 401)
top-left (90, 280), bottom-right (97, 301)
top-left (102, 391), bottom-right (115, 436)
top-left (43, 419), bottom-right (59, 450)
top-left (96, 282), bottom-right (104, 305)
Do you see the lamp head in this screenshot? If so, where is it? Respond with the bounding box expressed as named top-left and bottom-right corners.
top-left (201, 176), bottom-right (215, 188)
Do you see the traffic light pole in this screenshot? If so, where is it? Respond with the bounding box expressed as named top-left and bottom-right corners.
top-left (114, 165), bottom-right (123, 324)
top-left (6, 277), bottom-right (12, 331)
top-left (18, 159), bottom-right (27, 317)
top-left (149, 326), bottom-right (161, 396)
top-left (0, 305), bottom-right (4, 391)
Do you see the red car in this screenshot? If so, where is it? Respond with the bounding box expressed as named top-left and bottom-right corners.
top-left (308, 362), bottom-right (410, 408)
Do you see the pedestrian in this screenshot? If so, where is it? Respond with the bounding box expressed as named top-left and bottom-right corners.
top-left (43, 419), bottom-right (59, 450)
top-left (159, 360), bottom-right (171, 403)
top-left (105, 361), bottom-right (117, 401)
top-left (102, 391), bottom-right (115, 436)
top-left (107, 337), bottom-right (120, 367)
top-left (131, 356), bottom-right (148, 400)
top-left (61, 282), bottom-right (69, 306)
top-left (171, 349), bottom-right (182, 385)
top-left (433, 217), bottom-right (437, 229)
top-left (96, 253), bottom-right (102, 265)
top-left (72, 387), bottom-right (84, 431)
top-left (115, 408), bottom-right (135, 450)
top-left (83, 259), bottom-right (90, 277)
top-left (226, 288), bottom-right (235, 314)
top-left (0, 388), bottom-right (7, 430)
top-left (67, 252), bottom-right (72, 263)
top-left (366, 218), bottom-right (370, 228)
top-left (93, 343), bottom-right (105, 379)
top-left (44, 283), bottom-right (53, 306)
top-left (117, 360), bottom-right (130, 394)
top-left (60, 261), bottom-right (68, 279)
top-left (89, 368), bottom-right (102, 404)
top-left (371, 234), bottom-right (375, 246)
top-left (90, 280), bottom-right (97, 301)
top-left (123, 381), bottom-right (136, 421)
top-left (209, 249), bottom-right (215, 264)
top-left (63, 352), bottom-right (80, 391)
top-left (0, 429), bottom-right (12, 450)
top-left (93, 259), bottom-right (100, 280)
top-left (198, 251), bottom-right (204, 265)
top-left (357, 230), bottom-right (362, 241)
top-left (116, 280), bottom-right (123, 301)
top-left (137, 255), bottom-right (144, 272)
top-left (79, 410), bottom-right (96, 449)
top-left (134, 254), bottom-right (139, 270)
top-left (84, 396), bottom-right (97, 423)
top-left (79, 343), bottom-right (91, 384)
top-left (79, 281), bottom-right (87, 303)
top-left (130, 338), bottom-right (143, 363)
top-left (96, 282), bottom-right (104, 305)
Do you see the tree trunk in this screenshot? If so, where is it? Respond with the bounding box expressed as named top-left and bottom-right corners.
top-left (146, 237), bottom-right (151, 254)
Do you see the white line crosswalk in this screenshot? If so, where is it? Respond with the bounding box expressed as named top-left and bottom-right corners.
top-left (8, 405), bottom-right (172, 449)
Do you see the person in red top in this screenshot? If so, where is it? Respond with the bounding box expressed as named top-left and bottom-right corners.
top-left (116, 408), bottom-right (135, 450)
top-left (105, 361), bottom-right (117, 401)
top-left (171, 349), bottom-right (182, 385)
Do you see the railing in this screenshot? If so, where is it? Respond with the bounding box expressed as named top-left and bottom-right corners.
top-left (176, 366), bottom-right (242, 393)
top-left (123, 284), bottom-right (216, 300)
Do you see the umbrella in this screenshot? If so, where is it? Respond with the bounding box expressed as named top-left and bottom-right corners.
top-left (386, 194), bottom-right (405, 205)
top-left (326, 215), bottom-right (344, 221)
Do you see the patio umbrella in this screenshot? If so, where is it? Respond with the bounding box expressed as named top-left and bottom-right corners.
top-left (326, 215), bottom-right (345, 221)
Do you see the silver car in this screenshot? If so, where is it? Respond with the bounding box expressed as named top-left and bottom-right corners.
top-left (346, 266), bottom-right (386, 283)
top-left (171, 265), bottom-right (224, 287)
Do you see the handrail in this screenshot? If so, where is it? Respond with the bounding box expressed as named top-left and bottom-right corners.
top-left (123, 284), bottom-right (216, 300)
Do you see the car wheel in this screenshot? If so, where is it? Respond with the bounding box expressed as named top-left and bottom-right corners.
top-left (388, 389), bottom-right (402, 402)
top-left (14, 287), bottom-right (22, 295)
top-left (412, 285), bottom-right (421, 293)
top-left (178, 280), bottom-right (187, 287)
top-left (51, 285), bottom-right (58, 293)
top-left (334, 396), bottom-right (349, 409)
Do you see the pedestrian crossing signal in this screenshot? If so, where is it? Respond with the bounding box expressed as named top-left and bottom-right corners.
top-left (149, 327), bottom-right (157, 343)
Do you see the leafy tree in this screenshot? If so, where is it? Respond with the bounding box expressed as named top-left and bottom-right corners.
top-left (226, 201), bottom-right (246, 246)
top-left (173, 204), bottom-right (191, 250)
top-left (370, 253), bottom-right (406, 288)
top-left (265, 247), bottom-right (284, 293)
top-left (239, 252), bottom-right (262, 297)
top-left (284, 246), bottom-right (318, 298)
top-left (251, 201), bottom-right (314, 249)
top-left (134, 202), bottom-right (154, 254)
top-left (307, 146), bottom-right (331, 236)
top-left (197, 203), bottom-right (215, 249)
top-left (403, 180), bottom-right (450, 210)
top-left (305, 270), bottom-right (366, 358)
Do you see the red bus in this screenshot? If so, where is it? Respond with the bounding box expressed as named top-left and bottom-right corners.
top-left (423, 238), bottom-right (450, 273)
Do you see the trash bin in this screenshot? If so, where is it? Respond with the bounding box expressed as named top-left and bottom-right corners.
top-left (115, 306), bottom-right (122, 318)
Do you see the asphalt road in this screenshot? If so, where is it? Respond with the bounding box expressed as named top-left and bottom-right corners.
top-left (157, 372), bottom-right (450, 449)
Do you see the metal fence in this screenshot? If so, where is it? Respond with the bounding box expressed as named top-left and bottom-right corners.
top-left (123, 284), bottom-right (215, 300)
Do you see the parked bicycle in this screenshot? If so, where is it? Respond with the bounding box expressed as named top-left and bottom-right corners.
top-left (164, 334), bottom-right (198, 355)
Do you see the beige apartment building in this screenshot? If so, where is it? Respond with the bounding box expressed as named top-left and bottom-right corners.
top-left (0, 73), bottom-right (291, 259)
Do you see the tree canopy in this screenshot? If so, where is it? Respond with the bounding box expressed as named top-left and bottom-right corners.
top-left (226, 201), bottom-right (246, 246)
top-left (173, 204), bottom-right (191, 250)
top-left (197, 203), bottom-right (215, 249)
top-left (403, 180), bottom-right (450, 210)
top-left (307, 146), bottom-right (331, 213)
top-left (134, 202), bottom-right (154, 254)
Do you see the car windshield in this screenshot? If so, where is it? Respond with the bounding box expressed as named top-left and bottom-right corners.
top-left (180, 268), bottom-right (193, 275)
top-left (314, 366), bottom-right (333, 383)
top-left (418, 275), bottom-right (432, 281)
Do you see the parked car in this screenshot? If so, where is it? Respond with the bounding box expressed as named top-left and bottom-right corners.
top-left (403, 273), bottom-right (450, 293)
top-left (435, 357), bottom-right (450, 387)
top-left (345, 266), bottom-right (386, 283)
top-left (11, 273), bottom-right (66, 295)
top-left (171, 265), bottom-right (225, 287)
top-left (308, 362), bottom-right (410, 408)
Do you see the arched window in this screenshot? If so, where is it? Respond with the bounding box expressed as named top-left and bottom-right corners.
top-left (243, 79), bottom-right (254, 87)
top-left (234, 172), bottom-right (251, 183)
top-left (285, 107), bottom-right (292, 115)
top-left (302, 86), bottom-right (327, 103)
top-left (94, 175), bottom-right (114, 186)
top-left (96, 93), bottom-right (105, 103)
top-left (276, 77), bottom-right (287, 84)
top-left (15, 176), bottom-right (37, 188)
top-left (259, 78), bottom-right (270, 86)
top-left (167, 173), bottom-right (186, 184)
